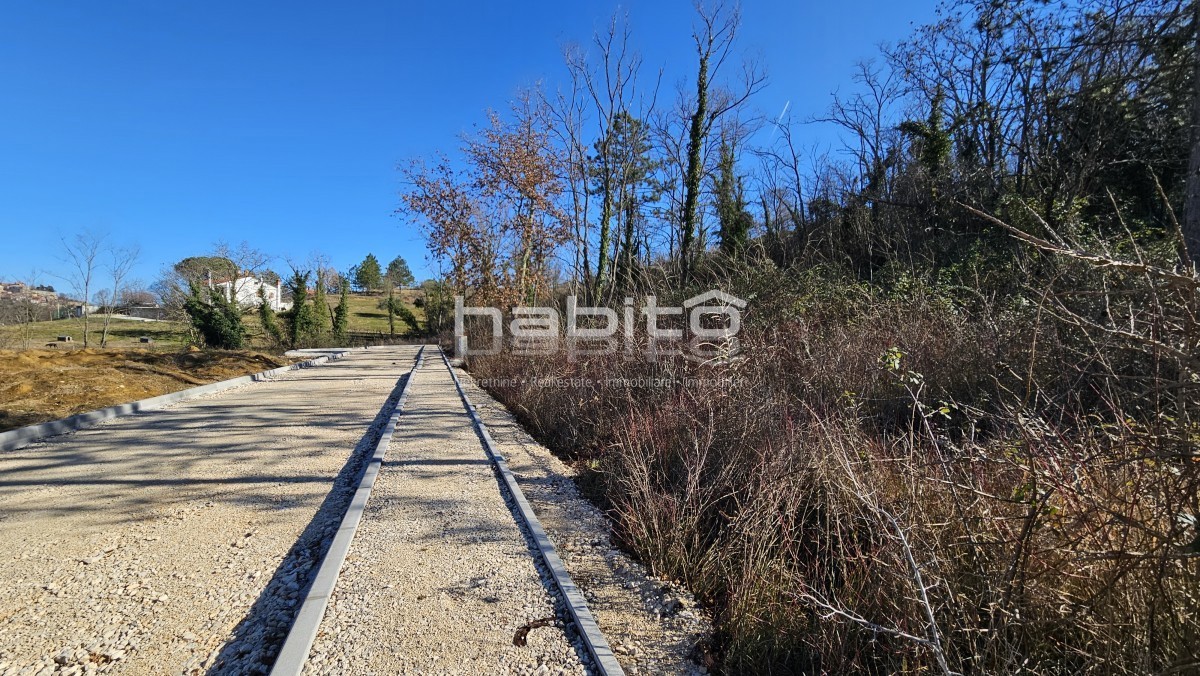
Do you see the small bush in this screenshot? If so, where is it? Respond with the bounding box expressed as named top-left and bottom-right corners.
top-left (183, 283), bottom-right (246, 349)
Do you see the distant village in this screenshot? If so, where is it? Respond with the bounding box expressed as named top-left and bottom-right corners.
top-left (1, 281), bottom-right (63, 304)
top-left (0, 271), bottom-right (296, 326)
top-left (0, 280), bottom-right (164, 322)
top-left (0, 281), bottom-right (80, 321)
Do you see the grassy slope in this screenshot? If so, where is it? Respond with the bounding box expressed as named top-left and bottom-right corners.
top-left (0, 348), bottom-right (301, 432)
top-left (314, 289), bottom-right (426, 335)
top-left (0, 291), bottom-right (426, 432)
top-left (0, 315), bottom-right (190, 350)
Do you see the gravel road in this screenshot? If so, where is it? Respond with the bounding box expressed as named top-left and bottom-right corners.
top-left (303, 355), bottom-right (712, 675)
top-left (0, 346), bottom-right (420, 676)
top-left (305, 354), bottom-right (590, 675)
top-left (458, 372), bottom-right (713, 676)
top-left (0, 344), bottom-right (713, 675)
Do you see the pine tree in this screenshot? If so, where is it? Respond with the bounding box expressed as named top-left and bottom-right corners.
top-left (333, 279), bottom-right (349, 343)
top-left (312, 270), bottom-right (331, 333)
top-left (355, 254), bottom-right (384, 293)
top-left (257, 285), bottom-right (283, 346)
top-left (386, 256), bottom-right (415, 288)
top-left (589, 112), bottom-right (659, 292)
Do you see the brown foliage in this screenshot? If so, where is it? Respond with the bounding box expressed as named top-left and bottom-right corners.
top-left (400, 91), bottom-right (567, 307)
top-left (471, 280), bottom-right (1200, 674)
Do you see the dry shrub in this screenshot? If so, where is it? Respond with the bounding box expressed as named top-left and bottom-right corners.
top-left (471, 279), bottom-right (1200, 674)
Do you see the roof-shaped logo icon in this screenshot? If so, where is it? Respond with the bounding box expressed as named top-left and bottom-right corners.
top-left (683, 290), bottom-right (747, 309)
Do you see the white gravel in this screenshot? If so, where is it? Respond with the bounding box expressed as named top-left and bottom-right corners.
top-left (305, 353), bottom-right (589, 675)
top-left (0, 345), bottom-right (713, 676)
top-left (0, 346), bottom-right (420, 676)
top-left (457, 370), bottom-right (714, 676)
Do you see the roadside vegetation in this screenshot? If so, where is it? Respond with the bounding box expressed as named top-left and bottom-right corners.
top-left (0, 248), bottom-right (426, 432)
top-left (400, 0), bottom-right (1200, 673)
top-left (0, 315), bottom-right (190, 351)
top-left (0, 348), bottom-right (300, 432)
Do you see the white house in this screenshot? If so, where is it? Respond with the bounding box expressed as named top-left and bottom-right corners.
top-left (209, 273), bottom-right (287, 312)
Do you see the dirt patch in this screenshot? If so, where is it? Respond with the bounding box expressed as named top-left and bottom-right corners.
top-left (0, 348), bottom-right (302, 432)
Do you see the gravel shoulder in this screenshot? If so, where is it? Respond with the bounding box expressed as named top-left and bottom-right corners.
top-left (306, 354), bottom-right (588, 676)
top-left (457, 371), bottom-right (714, 676)
top-left (0, 346), bottom-right (419, 676)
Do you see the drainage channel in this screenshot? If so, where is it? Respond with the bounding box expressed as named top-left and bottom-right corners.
top-left (267, 344), bottom-right (622, 676)
top-left (439, 348), bottom-right (625, 676)
top-left (269, 345), bottom-right (427, 675)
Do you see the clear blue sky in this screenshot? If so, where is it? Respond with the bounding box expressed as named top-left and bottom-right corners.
top-left (0, 1), bottom-right (938, 293)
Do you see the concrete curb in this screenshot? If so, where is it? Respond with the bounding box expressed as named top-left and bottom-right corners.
top-left (269, 345), bottom-right (427, 676)
top-left (0, 349), bottom-right (353, 452)
top-left (440, 348), bottom-right (626, 676)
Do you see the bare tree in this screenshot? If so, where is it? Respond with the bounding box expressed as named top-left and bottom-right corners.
top-left (99, 245), bottom-right (140, 347)
top-left (543, 54), bottom-right (594, 294)
top-left (59, 231), bottom-right (105, 348)
top-left (213, 240), bottom-right (272, 303)
top-left (753, 114), bottom-right (813, 263)
top-left (118, 280), bottom-right (154, 306)
top-left (9, 271), bottom-right (46, 349)
top-left (563, 12), bottom-right (653, 296)
top-left (816, 61), bottom-right (903, 201)
top-left (679, 1), bottom-right (766, 278)
top-left (1184, 0), bottom-right (1200, 264)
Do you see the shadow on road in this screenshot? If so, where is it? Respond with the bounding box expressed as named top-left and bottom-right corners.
top-left (205, 368), bottom-right (414, 675)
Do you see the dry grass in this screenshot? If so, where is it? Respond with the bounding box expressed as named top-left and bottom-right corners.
top-left (0, 348), bottom-right (302, 432)
top-left (470, 278), bottom-right (1200, 674)
top-left (0, 315), bottom-right (190, 350)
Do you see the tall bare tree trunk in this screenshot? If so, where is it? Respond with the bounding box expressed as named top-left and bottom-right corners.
top-left (595, 157), bottom-right (615, 295)
top-left (1185, 0), bottom-right (1200, 265)
top-left (100, 300), bottom-right (112, 347)
top-left (680, 50), bottom-right (708, 280)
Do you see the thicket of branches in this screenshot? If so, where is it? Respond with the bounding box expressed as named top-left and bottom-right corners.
top-left (401, 0), bottom-right (1200, 673)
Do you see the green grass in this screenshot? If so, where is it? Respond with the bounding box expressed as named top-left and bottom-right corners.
top-left (0, 316), bottom-right (190, 350)
top-left (239, 290), bottom-right (426, 348)
top-left (0, 290), bottom-right (426, 352)
top-left (317, 290), bottom-right (425, 335)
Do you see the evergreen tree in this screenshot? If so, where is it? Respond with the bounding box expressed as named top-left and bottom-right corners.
top-left (380, 287), bottom-right (419, 336)
top-left (333, 278), bottom-right (350, 343)
top-left (312, 270), bottom-right (331, 333)
top-left (715, 138), bottom-right (753, 257)
top-left (385, 256), bottom-right (415, 288)
top-left (589, 112), bottom-right (659, 292)
top-left (383, 287), bottom-right (398, 336)
top-left (284, 271), bottom-right (318, 348)
top-left (183, 283), bottom-right (245, 349)
top-left (257, 285), bottom-right (284, 346)
top-left (354, 254), bottom-right (384, 293)
top-left (394, 301), bottom-right (419, 333)
top-left (898, 85), bottom-right (951, 194)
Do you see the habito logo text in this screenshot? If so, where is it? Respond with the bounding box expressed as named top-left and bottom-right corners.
top-left (454, 290), bottom-right (747, 361)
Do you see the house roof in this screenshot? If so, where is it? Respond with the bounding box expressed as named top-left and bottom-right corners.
top-left (211, 274), bottom-right (274, 285)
